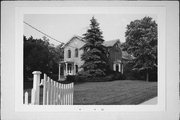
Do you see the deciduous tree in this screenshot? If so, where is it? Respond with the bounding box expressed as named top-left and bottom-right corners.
top-left (123, 17), bottom-right (157, 81)
top-left (24, 36), bottom-right (63, 81)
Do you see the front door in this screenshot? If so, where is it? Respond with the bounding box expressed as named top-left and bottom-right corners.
top-left (116, 64), bottom-right (119, 72)
top-left (75, 65), bottom-right (78, 74)
top-left (68, 64), bottom-right (72, 75)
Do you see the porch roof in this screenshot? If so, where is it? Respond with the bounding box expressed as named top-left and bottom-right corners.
top-left (113, 60), bottom-right (122, 64)
top-left (59, 61), bottom-right (75, 64)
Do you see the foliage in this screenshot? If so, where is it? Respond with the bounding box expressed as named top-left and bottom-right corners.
top-left (66, 71), bottom-right (125, 83)
top-left (24, 36), bottom-right (63, 83)
top-left (122, 16), bottom-right (157, 81)
top-left (54, 43), bottom-right (64, 63)
top-left (80, 17), bottom-right (108, 78)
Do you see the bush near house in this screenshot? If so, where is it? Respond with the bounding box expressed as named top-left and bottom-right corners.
top-left (66, 71), bottom-right (126, 83)
top-left (123, 64), bottom-right (157, 81)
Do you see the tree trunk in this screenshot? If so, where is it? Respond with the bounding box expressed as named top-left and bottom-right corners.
top-left (146, 71), bottom-right (149, 82)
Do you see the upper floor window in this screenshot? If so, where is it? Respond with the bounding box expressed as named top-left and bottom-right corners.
top-left (75, 48), bottom-right (78, 57)
top-left (68, 49), bottom-right (71, 58)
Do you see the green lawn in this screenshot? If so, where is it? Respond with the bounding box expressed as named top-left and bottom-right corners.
top-left (24, 80), bottom-right (157, 105)
top-left (73, 80), bottom-right (157, 105)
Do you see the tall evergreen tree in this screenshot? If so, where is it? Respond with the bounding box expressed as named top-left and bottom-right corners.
top-left (80, 17), bottom-right (108, 77)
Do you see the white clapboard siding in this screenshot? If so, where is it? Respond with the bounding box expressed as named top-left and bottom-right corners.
top-left (24, 71), bottom-right (74, 105)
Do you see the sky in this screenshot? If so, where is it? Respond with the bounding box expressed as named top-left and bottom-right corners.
top-left (24, 14), bottom-right (157, 46)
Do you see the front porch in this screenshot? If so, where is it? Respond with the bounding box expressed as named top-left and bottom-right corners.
top-left (113, 60), bottom-right (123, 74)
top-left (58, 61), bottom-right (79, 81)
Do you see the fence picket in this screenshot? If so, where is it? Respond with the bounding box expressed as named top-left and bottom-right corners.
top-left (47, 90), bottom-right (49, 105)
top-left (25, 71), bottom-right (74, 105)
top-left (63, 84), bottom-right (65, 105)
top-left (59, 83), bottom-right (62, 105)
top-left (69, 84), bottom-right (71, 105)
top-left (25, 91), bottom-right (28, 105)
top-left (50, 79), bottom-right (53, 105)
top-left (65, 84), bottom-right (67, 105)
top-left (65, 85), bottom-right (68, 105)
top-left (68, 84), bottom-right (71, 105)
top-left (31, 89), bottom-right (35, 105)
top-left (55, 82), bottom-right (58, 105)
top-left (71, 83), bottom-right (73, 105)
top-left (53, 81), bottom-right (56, 105)
top-left (47, 77), bottom-right (51, 105)
top-left (43, 74), bottom-right (47, 105)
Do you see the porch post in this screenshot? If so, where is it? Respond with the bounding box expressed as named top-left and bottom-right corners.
top-left (74, 64), bottom-right (76, 75)
top-left (122, 63), bottom-right (123, 74)
top-left (58, 63), bottom-right (61, 81)
top-left (118, 64), bottom-right (121, 72)
top-left (65, 63), bottom-right (68, 76)
top-left (113, 63), bottom-right (116, 71)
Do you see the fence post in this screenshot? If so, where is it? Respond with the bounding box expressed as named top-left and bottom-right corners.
top-left (32, 71), bottom-right (41, 105)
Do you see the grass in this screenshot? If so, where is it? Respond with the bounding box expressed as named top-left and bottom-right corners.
top-left (24, 80), bottom-right (157, 105)
top-left (73, 80), bottom-right (157, 105)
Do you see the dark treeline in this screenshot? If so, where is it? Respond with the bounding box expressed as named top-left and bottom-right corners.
top-left (23, 36), bottom-right (64, 88)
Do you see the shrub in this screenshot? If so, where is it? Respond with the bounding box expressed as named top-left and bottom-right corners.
top-left (64, 75), bottom-right (87, 84)
top-left (66, 75), bottom-right (75, 82)
top-left (109, 71), bottom-right (126, 80)
top-left (65, 71), bottom-right (126, 83)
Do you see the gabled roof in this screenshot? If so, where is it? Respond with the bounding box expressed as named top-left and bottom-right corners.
top-left (62, 36), bottom-right (121, 48)
top-left (103, 39), bottom-right (120, 47)
top-left (62, 35), bottom-right (85, 48)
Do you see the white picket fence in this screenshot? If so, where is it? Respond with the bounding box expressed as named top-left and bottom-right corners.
top-left (24, 71), bottom-right (74, 105)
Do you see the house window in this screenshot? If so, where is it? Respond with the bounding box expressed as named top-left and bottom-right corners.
top-left (75, 65), bottom-right (78, 73)
top-left (75, 48), bottom-right (78, 57)
top-left (68, 49), bottom-right (71, 58)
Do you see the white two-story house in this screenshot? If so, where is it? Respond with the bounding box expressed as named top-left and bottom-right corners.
top-left (58, 35), bottom-right (132, 81)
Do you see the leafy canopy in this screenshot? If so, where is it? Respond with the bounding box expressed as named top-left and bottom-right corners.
top-left (122, 16), bottom-right (157, 81)
top-left (24, 36), bottom-right (64, 81)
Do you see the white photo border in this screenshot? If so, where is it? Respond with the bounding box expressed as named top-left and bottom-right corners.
top-left (15, 6), bottom-right (166, 112)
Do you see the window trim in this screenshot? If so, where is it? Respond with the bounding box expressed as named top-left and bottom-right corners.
top-left (68, 49), bottom-right (71, 58)
top-left (75, 48), bottom-right (78, 57)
